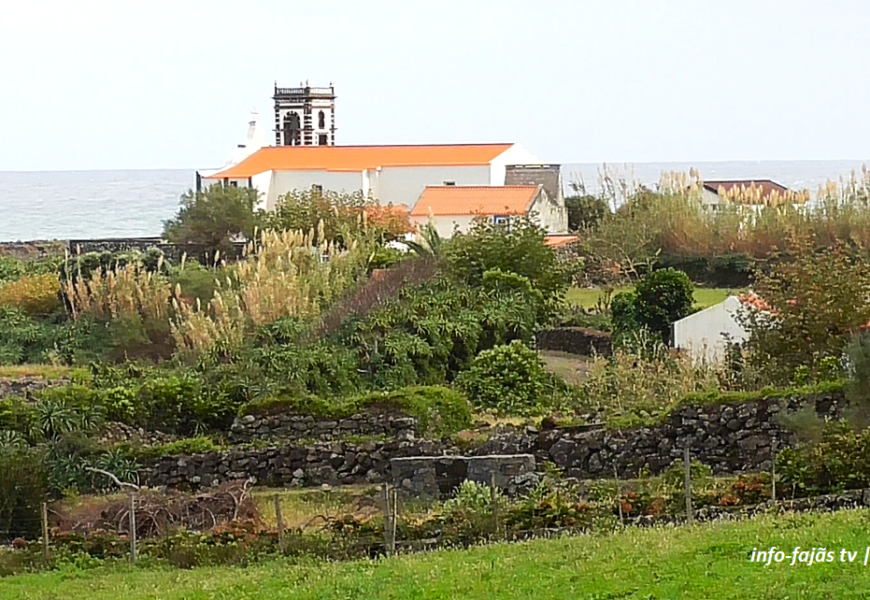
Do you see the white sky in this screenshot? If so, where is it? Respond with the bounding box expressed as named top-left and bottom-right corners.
top-left (2, 0), bottom-right (869, 170)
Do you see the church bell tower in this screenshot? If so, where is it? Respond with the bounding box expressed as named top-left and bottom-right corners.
top-left (273, 81), bottom-right (336, 146)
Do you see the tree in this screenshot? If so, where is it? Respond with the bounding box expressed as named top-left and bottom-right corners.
top-left (611, 268), bottom-right (694, 346)
top-left (163, 186), bottom-right (259, 255)
top-left (740, 235), bottom-right (870, 383)
top-left (565, 182), bottom-right (608, 231)
top-left (259, 188), bottom-right (411, 244)
top-left (442, 217), bottom-right (568, 318)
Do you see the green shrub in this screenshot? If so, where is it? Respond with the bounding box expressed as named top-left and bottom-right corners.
top-left (456, 341), bottom-right (549, 415)
top-left (133, 436), bottom-right (222, 461)
top-left (240, 385), bottom-right (472, 438)
top-left (776, 421), bottom-right (870, 495)
top-left (0, 446), bottom-right (48, 541)
top-left (632, 268), bottom-right (694, 345)
top-left (443, 217), bottom-right (568, 318)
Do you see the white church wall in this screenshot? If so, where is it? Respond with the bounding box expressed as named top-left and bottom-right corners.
top-left (268, 171), bottom-right (366, 210)
top-left (377, 166), bottom-right (491, 207)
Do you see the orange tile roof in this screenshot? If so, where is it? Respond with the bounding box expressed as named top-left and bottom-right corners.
top-left (208, 144), bottom-right (515, 179)
top-left (410, 186), bottom-right (540, 217)
top-left (545, 235), bottom-right (580, 247)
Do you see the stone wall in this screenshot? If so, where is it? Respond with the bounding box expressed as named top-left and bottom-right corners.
top-left (391, 454), bottom-right (536, 499)
top-left (474, 392), bottom-right (844, 479)
top-left (536, 327), bottom-right (612, 357)
top-left (0, 377), bottom-right (67, 400)
top-left (144, 391), bottom-right (844, 491)
top-left (143, 439), bottom-right (455, 490)
top-left (229, 412), bottom-right (417, 444)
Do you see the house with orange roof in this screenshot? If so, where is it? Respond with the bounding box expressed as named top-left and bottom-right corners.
top-left (198, 142), bottom-right (547, 212)
top-left (408, 184), bottom-right (567, 237)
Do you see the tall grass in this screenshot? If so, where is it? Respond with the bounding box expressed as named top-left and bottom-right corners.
top-left (62, 253), bottom-right (172, 322)
top-left (170, 226), bottom-right (372, 357)
top-left (584, 168), bottom-right (870, 276)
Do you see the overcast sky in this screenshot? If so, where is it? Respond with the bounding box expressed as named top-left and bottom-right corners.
top-left (3, 0), bottom-right (869, 171)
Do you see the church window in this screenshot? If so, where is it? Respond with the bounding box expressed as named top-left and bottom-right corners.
top-left (318, 111), bottom-right (326, 129)
top-left (319, 134), bottom-right (328, 145)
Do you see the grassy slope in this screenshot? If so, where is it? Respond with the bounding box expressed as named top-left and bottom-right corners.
top-left (6, 510), bottom-right (870, 599)
top-left (566, 286), bottom-right (738, 310)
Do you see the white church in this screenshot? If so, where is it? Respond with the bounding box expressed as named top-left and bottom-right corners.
top-left (198, 82), bottom-right (568, 237)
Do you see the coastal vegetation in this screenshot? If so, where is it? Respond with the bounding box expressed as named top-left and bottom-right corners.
top-left (5, 172), bottom-right (870, 593)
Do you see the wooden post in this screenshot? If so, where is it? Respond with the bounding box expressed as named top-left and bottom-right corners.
top-left (684, 445), bottom-right (694, 526)
top-left (490, 472), bottom-right (499, 537)
top-left (771, 440), bottom-right (777, 502)
top-left (391, 487), bottom-right (398, 554)
top-left (41, 502), bottom-right (49, 563)
top-left (382, 484), bottom-right (393, 557)
top-left (274, 495), bottom-right (285, 552)
top-left (129, 491), bottom-right (137, 563)
top-left (614, 466), bottom-right (624, 526)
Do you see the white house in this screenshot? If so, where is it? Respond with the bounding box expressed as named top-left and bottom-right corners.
top-left (672, 295), bottom-right (750, 363)
top-left (198, 142), bottom-right (549, 212)
top-left (408, 185), bottom-right (567, 238)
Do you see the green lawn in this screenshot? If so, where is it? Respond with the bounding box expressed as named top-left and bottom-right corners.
top-left (5, 509), bottom-right (870, 599)
top-left (567, 286), bottom-right (739, 310)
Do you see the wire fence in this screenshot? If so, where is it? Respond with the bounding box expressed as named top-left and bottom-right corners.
top-left (0, 441), bottom-right (852, 569)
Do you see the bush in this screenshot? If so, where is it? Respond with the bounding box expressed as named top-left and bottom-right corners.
top-left (741, 236), bottom-right (870, 384)
top-left (776, 421), bottom-right (870, 495)
top-left (443, 218), bottom-right (568, 318)
top-left (0, 446), bottom-right (47, 541)
top-left (0, 272), bottom-right (61, 316)
top-left (631, 268), bottom-right (694, 345)
top-left (456, 341), bottom-right (549, 415)
top-left (240, 385), bottom-right (473, 438)
top-left (163, 186), bottom-right (259, 255)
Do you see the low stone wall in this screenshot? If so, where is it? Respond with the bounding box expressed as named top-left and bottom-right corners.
top-left (143, 439), bottom-right (455, 490)
top-left (391, 454), bottom-right (536, 499)
top-left (144, 391), bottom-right (845, 491)
top-left (475, 392), bottom-right (844, 479)
top-left (228, 412), bottom-right (417, 444)
top-left (536, 327), bottom-right (612, 356)
top-left (0, 377), bottom-right (67, 400)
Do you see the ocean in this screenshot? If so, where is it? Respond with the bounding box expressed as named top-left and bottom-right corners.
top-left (1, 160), bottom-right (868, 242)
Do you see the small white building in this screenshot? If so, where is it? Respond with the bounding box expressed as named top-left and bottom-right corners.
top-left (672, 296), bottom-right (749, 363)
top-left (409, 184), bottom-right (567, 238)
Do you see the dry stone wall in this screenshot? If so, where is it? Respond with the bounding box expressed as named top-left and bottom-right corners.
top-left (144, 391), bottom-right (844, 492)
top-left (0, 377), bottom-right (67, 400)
top-left (229, 412), bottom-right (417, 444)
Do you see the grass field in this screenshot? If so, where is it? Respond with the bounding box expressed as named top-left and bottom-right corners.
top-left (566, 286), bottom-right (738, 310)
top-left (5, 509), bottom-right (870, 599)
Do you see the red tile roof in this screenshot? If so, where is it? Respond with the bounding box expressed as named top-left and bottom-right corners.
top-left (410, 185), bottom-right (540, 217)
top-left (207, 144), bottom-right (515, 179)
top-left (545, 235), bottom-right (580, 248)
top-left (703, 179), bottom-right (789, 199)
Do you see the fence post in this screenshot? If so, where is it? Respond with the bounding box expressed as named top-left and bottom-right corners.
top-left (684, 445), bottom-right (694, 526)
top-left (274, 495), bottom-right (285, 553)
top-left (129, 491), bottom-right (137, 563)
top-left (771, 440), bottom-right (777, 502)
top-left (614, 466), bottom-right (624, 527)
top-left (490, 472), bottom-right (499, 538)
top-left (382, 484), bottom-right (393, 557)
top-left (41, 502), bottom-right (49, 563)
top-left (391, 487), bottom-right (398, 555)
